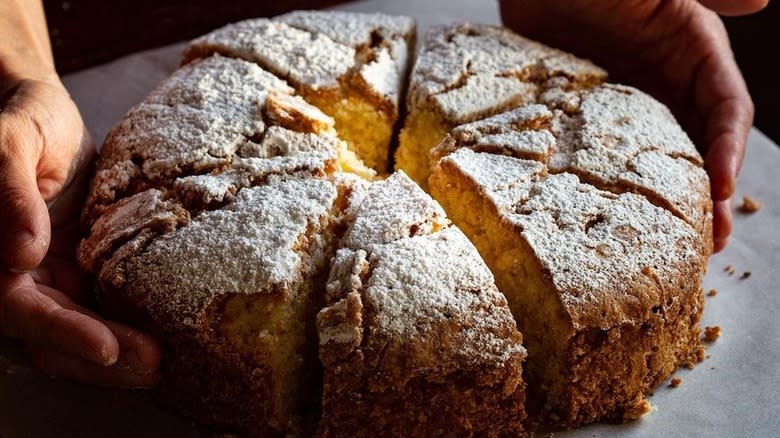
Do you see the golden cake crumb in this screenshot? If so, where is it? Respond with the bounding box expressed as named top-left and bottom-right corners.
top-left (703, 326), bottom-right (721, 342)
top-left (739, 195), bottom-right (762, 213)
top-left (707, 289), bottom-right (718, 297)
top-left (724, 265), bottom-right (735, 276)
top-left (623, 398), bottom-right (653, 420)
top-left (669, 378), bottom-right (682, 388)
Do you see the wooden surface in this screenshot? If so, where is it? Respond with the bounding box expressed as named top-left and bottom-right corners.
top-left (43, 0), bottom-right (778, 142)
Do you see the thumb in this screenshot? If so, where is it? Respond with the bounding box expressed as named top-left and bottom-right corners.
top-left (0, 124), bottom-right (51, 272)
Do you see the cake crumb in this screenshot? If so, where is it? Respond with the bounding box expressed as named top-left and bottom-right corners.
top-left (707, 289), bottom-right (718, 297)
top-left (703, 326), bottom-right (721, 342)
top-left (724, 265), bottom-right (735, 276)
top-left (623, 398), bottom-right (653, 420)
top-left (669, 377), bottom-right (682, 388)
top-left (739, 196), bottom-right (762, 213)
top-left (741, 271), bottom-right (751, 280)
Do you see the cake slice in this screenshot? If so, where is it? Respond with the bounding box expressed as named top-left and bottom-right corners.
top-left (317, 172), bottom-right (528, 437)
top-left (92, 177), bottom-right (343, 437)
top-left (184, 11), bottom-right (416, 173)
top-left (396, 23), bottom-right (606, 188)
top-left (430, 149), bottom-right (706, 427)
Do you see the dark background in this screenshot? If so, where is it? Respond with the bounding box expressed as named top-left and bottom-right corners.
top-left (43, 0), bottom-right (779, 143)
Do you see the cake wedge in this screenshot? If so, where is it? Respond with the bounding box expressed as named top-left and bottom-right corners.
top-left (318, 172), bottom-right (528, 437)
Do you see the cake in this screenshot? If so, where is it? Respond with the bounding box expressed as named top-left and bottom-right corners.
top-left (318, 172), bottom-right (526, 437)
top-left (78, 11), bottom-right (713, 436)
top-left (183, 10), bottom-right (415, 174)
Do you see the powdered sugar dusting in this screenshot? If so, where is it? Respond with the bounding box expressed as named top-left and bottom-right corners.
top-left (125, 177), bottom-right (337, 331)
top-left (321, 172), bottom-right (525, 368)
top-left (552, 84), bottom-right (712, 237)
top-left (408, 23), bottom-right (606, 120)
top-left (86, 55), bottom-right (340, 220)
top-left (343, 172), bottom-right (449, 249)
top-left (186, 12), bottom-right (415, 113)
top-left (440, 104), bottom-right (554, 160)
top-left (435, 82), bottom-right (712, 240)
top-left (442, 149), bottom-right (705, 329)
top-left (78, 189), bottom-right (188, 273)
top-left (187, 19), bottom-right (354, 90)
top-left (277, 10), bottom-right (414, 48)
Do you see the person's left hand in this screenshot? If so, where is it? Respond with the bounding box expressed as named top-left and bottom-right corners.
top-left (0, 78), bottom-right (161, 387)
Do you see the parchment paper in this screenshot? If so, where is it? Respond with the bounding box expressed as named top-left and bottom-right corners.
top-left (2, 0), bottom-right (778, 436)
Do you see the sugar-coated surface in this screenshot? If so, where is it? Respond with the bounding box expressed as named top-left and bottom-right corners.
top-left (442, 149), bottom-right (705, 329)
top-left (343, 172), bottom-right (448, 248)
top-left (189, 11), bottom-right (415, 111)
top-left (188, 19), bottom-right (354, 90)
top-left (124, 177), bottom-right (337, 331)
top-left (437, 83), bottom-right (712, 238)
top-left (408, 23), bottom-right (606, 121)
top-left (85, 55), bottom-right (340, 219)
top-left (277, 10), bottom-right (415, 47)
top-left (322, 172), bottom-right (526, 367)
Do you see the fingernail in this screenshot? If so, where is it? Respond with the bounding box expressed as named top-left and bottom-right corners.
top-left (98, 346), bottom-right (118, 367)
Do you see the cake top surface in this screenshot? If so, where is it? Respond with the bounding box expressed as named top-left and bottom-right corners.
top-left (85, 55), bottom-right (340, 221)
top-left (187, 18), bottom-right (355, 90)
top-left (185, 11), bottom-right (415, 111)
top-left (407, 23), bottom-right (607, 123)
top-left (437, 103), bottom-right (555, 160)
top-left (124, 177), bottom-right (337, 332)
top-left (321, 172), bottom-right (525, 373)
top-left (441, 148), bottom-right (705, 329)
top-left (342, 172), bottom-right (449, 249)
top-left (435, 83), bottom-right (711, 239)
top-left (277, 10), bottom-right (415, 47)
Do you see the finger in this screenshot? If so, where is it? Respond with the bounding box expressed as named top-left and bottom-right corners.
top-left (30, 349), bottom-right (160, 389)
top-left (0, 273), bottom-right (119, 365)
top-left (103, 320), bottom-right (162, 376)
top-left (698, 0), bottom-right (769, 16)
top-left (703, 97), bottom-right (753, 201)
top-left (30, 255), bottom-right (91, 303)
top-left (0, 117), bottom-right (50, 272)
top-left (37, 283), bottom-right (162, 375)
top-left (692, 21), bottom-right (754, 201)
top-left (712, 198), bottom-right (733, 253)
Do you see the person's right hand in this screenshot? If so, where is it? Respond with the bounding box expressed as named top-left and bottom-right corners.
top-left (0, 76), bottom-right (161, 388)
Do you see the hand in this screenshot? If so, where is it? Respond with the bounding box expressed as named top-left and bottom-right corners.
top-left (499, 0), bottom-right (765, 252)
top-left (0, 77), bottom-right (161, 387)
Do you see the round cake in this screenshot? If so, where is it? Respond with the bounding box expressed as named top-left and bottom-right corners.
top-left (78, 10), bottom-right (710, 437)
